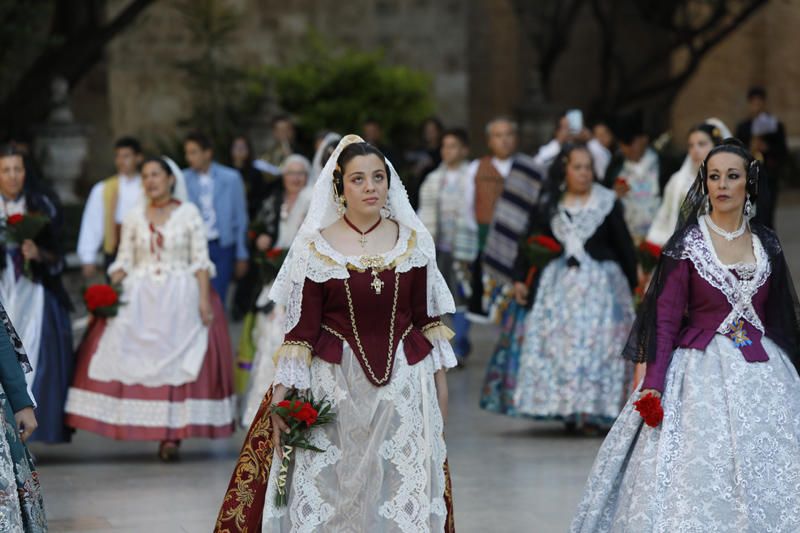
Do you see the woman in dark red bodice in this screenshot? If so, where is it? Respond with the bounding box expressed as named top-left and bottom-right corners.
top-left (216, 135), bottom-right (457, 532)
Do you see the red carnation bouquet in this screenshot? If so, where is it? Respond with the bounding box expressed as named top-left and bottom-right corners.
top-left (272, 392), bottom-right (336, 507)
top-left (3, 212), bottom-right (51, 277)
top-left (522, 234), bottom-right (563, 286)
top-left (637, 241), bottom-right (662, 274)
top-left (634, 392), bottom-right (664, 428)
top-left (83, 284), bottom-right (123, 318)
top-left (254, 247), bottom-right (288, 285)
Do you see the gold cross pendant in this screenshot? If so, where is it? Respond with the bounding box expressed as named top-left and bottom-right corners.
top-left (370, 270), bottom-right (384, 295)
top-left (359, 234), bottom-right (368, 248)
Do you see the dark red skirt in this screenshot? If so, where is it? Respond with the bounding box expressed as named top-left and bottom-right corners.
top-left (65, 292), bottom-right (236, 441)
top-left (214, 388), bottom-right (456, 532)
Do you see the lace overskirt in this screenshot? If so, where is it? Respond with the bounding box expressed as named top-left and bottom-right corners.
top-left (263, 344), bottom-right (448, 532)
top-left (572, 335), bottom-right (800, 532)
top-left (513, 257), bottom-right (634, 421)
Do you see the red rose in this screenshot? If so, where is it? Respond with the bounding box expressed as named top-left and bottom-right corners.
top-left (83, 284), bottom-right (119, 312)
top-left (634, 392), bottom-right (664, 428)
top-left (530, 235), bottom-right (562, 253)
top-left (291, 402), bottom-right (319, 426)
top-left (614, 176), bottom-right (628, 187)
top-left (6, 214), bottom-right (24, 225)
top-left (248, 230), bottom-right (257, 241)
top-left (640, 241), bottom-right (662, 259)
top-left (266, 248), bottom-right (284, 259)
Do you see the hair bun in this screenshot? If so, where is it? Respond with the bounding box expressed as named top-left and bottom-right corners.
top-left (722, 137), bottom-right (747, 149)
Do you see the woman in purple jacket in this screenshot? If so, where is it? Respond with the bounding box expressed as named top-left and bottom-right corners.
top-left (571, 138), bottom-right (800, 532)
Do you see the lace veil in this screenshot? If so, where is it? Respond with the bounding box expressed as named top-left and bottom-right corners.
top-left (269, 134), bottom-right (455, 332)
top-left (622, 141), bottom-right (800, 372)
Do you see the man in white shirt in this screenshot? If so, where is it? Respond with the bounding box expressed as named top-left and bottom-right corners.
top-left (532, 112), bottom-right (611, 180)
top-left (76, 137), bottom-right (144, 279)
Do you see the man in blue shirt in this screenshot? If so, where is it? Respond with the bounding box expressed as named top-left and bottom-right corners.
top-left (183, 132), bottom-right (249, 300)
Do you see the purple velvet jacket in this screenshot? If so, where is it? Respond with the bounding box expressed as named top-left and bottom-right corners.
top-left (642, 255), bottom-right (771, 393)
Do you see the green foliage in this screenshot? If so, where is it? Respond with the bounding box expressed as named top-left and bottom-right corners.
top-left (0, 1), bottom-right (57, 102)
top-left (172, 0), bottom-right (267, 155)
top-left (268, 37), bottom-right (434, 143)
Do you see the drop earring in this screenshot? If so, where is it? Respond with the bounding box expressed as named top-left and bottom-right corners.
top-left (744, 193), bottom-right (753, 219)
top-left (380, 197), bottom-right (392, 219)
top-left (336, 194), bottom-right (346, 216)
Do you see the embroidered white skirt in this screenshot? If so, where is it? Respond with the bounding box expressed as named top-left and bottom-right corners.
top-left (513, 257), bottom-right (634, 423)
top-left (262, 342), bottom-right (448, 533)
top-left (571, 334), bottom-right (800, 532)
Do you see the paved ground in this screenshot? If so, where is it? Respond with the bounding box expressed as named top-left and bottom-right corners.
top-left (30, 201), bottom-right (800, 533)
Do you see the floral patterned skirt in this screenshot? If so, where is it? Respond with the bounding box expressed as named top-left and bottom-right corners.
top-left (479, 301), bottom-right (529, 416)
top-left (0, 386), bottom-right (47, 532)
top-left (513, 257), bottom-right (634, 423)
top-left (571, 335), bottom-right (800, 532)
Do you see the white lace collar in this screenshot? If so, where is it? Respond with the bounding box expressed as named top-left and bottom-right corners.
top-left (678, 217), bottom-right (771, 333)
top-left (551, 184), bottom-right (615, 260)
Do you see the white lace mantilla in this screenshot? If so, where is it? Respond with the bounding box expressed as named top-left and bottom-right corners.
top-left (666, 217), bottom-right (771, 334)
top-left (269, 134), bottom-right (455, 335)
top-left (551, 184), bottom-right (615, 261)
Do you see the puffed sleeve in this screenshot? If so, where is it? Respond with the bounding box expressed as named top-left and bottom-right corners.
top-left (272, 279), bottom-right (324, 389)
top-left (107, 211), bottom-right (137, 275)
top-left (641, 258), bottom-right (690, 393)
top-left (412, 266), bottom-right (457, 370)
top-left (186, 206), bottom-right (216, 276)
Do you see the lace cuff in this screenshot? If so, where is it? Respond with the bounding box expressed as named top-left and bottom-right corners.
top-left (272, 341), bottom-right (313, 365)
top-left (273, 355), bottom-right (311, 389)
top-left (422, 322), bottom-right (455, 343)
top-left (429, 337), bottom-right (458, 370)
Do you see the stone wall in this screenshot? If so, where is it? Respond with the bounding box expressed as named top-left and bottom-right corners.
top-left (101, 0), bottom-right (469, 155)
top-left (671, 0), bottom-right (800, 148)
top-left (70, 0), bottom-right (800, 182)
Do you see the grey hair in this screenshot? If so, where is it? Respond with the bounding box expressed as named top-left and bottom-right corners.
top-left (280, 154), bottom-right (311, 176)
top-left (485, 116), bottom-right (518, 136)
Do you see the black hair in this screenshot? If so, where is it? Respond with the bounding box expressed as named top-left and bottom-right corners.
top-left (547, 142), bottom-right (594, 187)
top-left (441, 127), bottom-right (469, 147)
top-left (332, 142), bottom-right (391, 197)
top-left (230, 134), bottom-right (254, 163)
top-left (271, 114), bottom-right (293, 127)
top-left (141, 157), bottom-right (173, 176)
top-left (0, 144), bottom-right (24, 159)
top-left (114, 136), bottom-right (142, 154)
top-left (688, 122), bottom-right (724, 146)
top-left (747, 86), bottom-right (767, 100)
top-left (185, 131), bottom-right (213, 151)
top-left (699, 138), bottom-right (759, 200)
top-left (422, 116), bottom-right (444, 133)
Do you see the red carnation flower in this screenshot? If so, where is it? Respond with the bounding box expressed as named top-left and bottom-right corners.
top-left (528, 235), bottom-right (562, 253)
top-left (83, 284), bottom-right (119, 312)
top-left (6, 214), bottom-right (24, 225)
top-left (293, 402), bottom-right (319, 426)
top-left (634, 392), bottom-right (664, 428)
top-left (266, 248), bottom-right (284, 259)
top-left (640, 241), bottom-right (662, 259)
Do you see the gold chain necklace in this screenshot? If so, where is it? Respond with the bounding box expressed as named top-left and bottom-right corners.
top-left (343, 269), bottom-right (399, 385)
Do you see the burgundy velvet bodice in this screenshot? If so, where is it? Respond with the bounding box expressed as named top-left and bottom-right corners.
top-left (283, 265), bottom-right (437, 386)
